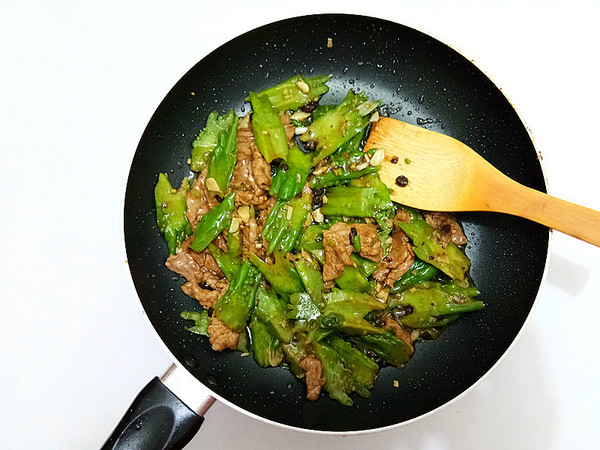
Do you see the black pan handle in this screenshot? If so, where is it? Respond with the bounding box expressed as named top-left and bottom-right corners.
top-left (102, 365), bottom-right (216, 450)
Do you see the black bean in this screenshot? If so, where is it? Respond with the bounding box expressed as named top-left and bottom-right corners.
top-left (312, 188), bottom-right (325, 209)
top-left (420, 330), bottom-right (434, 340)
top-left (304, 140), bottom-right (317, 151)
top-left (199, 282), bottom-right (215, 291)
top-left (392, 304), bottom-right (414, 320)
top-left (395, 175), bottom-right (409, 187)
top-left (300, 101), bottom-right (319, 113)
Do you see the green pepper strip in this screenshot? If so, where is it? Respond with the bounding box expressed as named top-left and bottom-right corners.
top-left (155, 173), bottom-right (192, 254)
top-left (398, 281), bottom-right (483, 328)
top-left (190, 110), bottom-right (237, 172)
top-left (254, 74), bottom-right (332, 111)
top-left (270, 145), bottom-right (313, 201)
top-left (180, 310), bottom-right (210, 336)
top-left (301, 90), bottom-right (380, 164)
top-left (206, 111), bottom-right (238, 193)
top-left (190, 192), bottom-right (235, 253)
top-left (214, 260), bottom-right (262, 332)
top-left (249, 312), bottom-right (284, 368)
top-left (397, 207), bottom-right (470, 281)
top-left (249, 92), bottom-right (289, 162)
top-left (247, 251), bottom-right (304, 297)
top-left (390, 259), bottom-right (440, 293)
top-left (264, 192), bottom-right (311, 254)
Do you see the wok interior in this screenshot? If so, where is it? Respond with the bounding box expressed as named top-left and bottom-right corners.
top-left (124, 14), bottom-right (548, 431)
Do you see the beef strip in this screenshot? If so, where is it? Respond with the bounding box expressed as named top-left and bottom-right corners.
top-left (239, 215), bottom-right (267, 260)
top-left (208, 232), bottom-right (229, 253)
top-left (208, 317), bottom-right (239, 352)
top-left (423, 211), bottom-right (468, 247)
top-left (230, 114), bottom-right (272, 207)
top-left (181, 280), bottom-right (227, 309)
top-left (322, 222), bottom-right (383, 281)
top-left (187, 240), bottom-right (223, 273)
top-left (255, 197), bottom-right (276, 229)
top-left (381, 315), bottom-right (415, 353)
top-left (166, 251), bottom-right (200, 282)
top-left (395, 209), bottom-right (412, 224)
top-left (165, 236), bottom-right (228, 309)
top-left (299, 354), bottom-right (326, 401)
top-left (373, 227), bottom-right (415, 287)
top-left (354, 223), bottom-right (384, 262)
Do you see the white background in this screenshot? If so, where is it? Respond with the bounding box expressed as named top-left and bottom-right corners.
top-left (2, 1), bottom-right (599, 449)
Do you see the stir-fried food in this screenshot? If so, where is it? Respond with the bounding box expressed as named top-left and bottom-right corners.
top-left (154, 75), bottom-right (484, 405)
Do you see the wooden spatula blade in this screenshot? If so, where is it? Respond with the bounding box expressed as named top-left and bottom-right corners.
top-left (364, 117), bottom-right (485, 211)
top-left (364, 117), bottom-right (600, 247)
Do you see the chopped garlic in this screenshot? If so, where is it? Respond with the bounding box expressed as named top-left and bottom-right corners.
top-left (370, 149), bottom-right (385, 166)
top-left (301, 249), bottom-right (312, 261)
top-left (356, 161), bottom-right (369, 171)
top-left (370, 111), bottom-right (380, 122)
top-left (295, 79), bottom-right (310, 94)
top-left (357, 100), bottom-right (378, 116)
top-left (291, 110), bottom-right (311, 121)
top-left (249, 219), bottom-right (258, 239)
top-left (313, 208), bottom-right (324, 223)
top-left (286, 206), bottom-right (294, 221)
top-left (229, 217), bottom-right (241, 234)
top-left (205, 177), bottom-right (220, 192)
top-left (295, 126), bottom-right (308, 135)
top-left (304, 212), bottom-right (313, 227)
top-left (375, 287), bottom-right (389, 302)
top-left (238, 206), bottom-right (250, 222)
top-left (312, 166), bottom-right (327, 175)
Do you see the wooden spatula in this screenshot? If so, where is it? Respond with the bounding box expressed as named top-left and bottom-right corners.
top-left (363, 117), bottom-right (600, 247)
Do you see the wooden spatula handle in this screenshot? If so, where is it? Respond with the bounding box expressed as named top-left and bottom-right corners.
top-left (492, 178), bottom-right (600, 247)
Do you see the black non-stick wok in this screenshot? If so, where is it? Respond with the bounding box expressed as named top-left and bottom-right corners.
top-left (106, 13), bottom-right (548, 449)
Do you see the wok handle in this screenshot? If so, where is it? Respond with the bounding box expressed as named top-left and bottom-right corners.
top-left (102, 365), bottom-right (216, 450)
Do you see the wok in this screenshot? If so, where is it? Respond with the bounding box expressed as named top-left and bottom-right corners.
top-left (106, 13), bottom-right (548, 449)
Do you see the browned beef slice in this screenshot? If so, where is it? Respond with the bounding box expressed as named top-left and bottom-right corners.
top-left (423, 211), bottom-right (468, 247)
top-left (373, 227), bottom-right (415, 287)
top-left (299, 354), bottom-right (326, 401)
top-left (208, 317), bottom-right (239, 352)
top-left (322, 222), bottom-right (382, 281)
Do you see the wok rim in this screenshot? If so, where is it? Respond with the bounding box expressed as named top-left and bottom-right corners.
top-left (122, 12), bottom-right (552, 434)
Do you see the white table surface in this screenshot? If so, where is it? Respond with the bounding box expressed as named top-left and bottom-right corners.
top-left (2, 1), bottom-right (599, 448)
